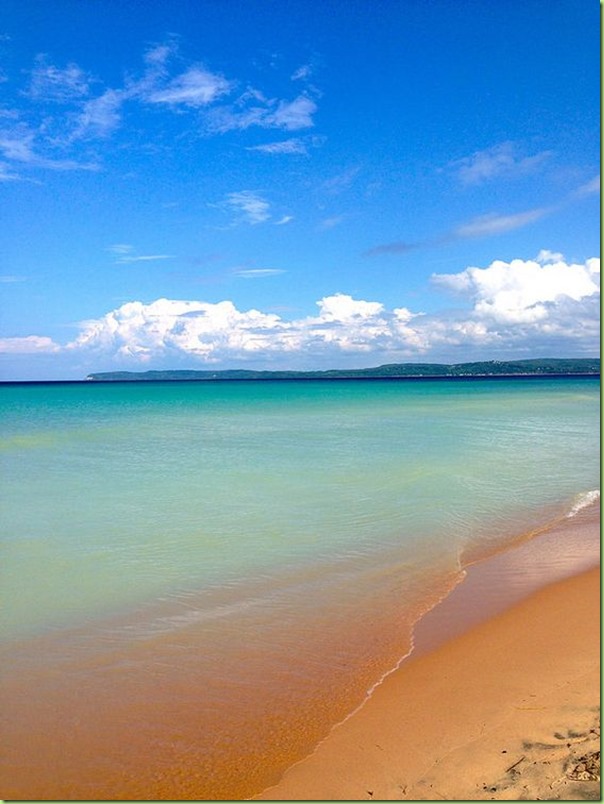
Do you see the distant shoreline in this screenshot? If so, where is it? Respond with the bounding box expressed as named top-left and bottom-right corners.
top-left (1, 372), bottom-right (599, 386)
top-left (84, 357), bottom-right (600, 382)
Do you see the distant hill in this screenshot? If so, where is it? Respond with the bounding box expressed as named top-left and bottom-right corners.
top-left (86, 358), bottom-right (600, 381)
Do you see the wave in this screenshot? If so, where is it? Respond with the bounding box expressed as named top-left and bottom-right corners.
top-left (566, 489), bottom-right (600, 518)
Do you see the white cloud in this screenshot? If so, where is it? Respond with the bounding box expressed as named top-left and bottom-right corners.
top-left (576, 175), bottom-right (600, 196)
top-left (0, 126), bottom-right (36, 161)
top-left (71, 88), bottom-right (123, 140)
top-left (9, 255), bottom-right (598, 368)
top-left (108, 243), bottom-right (134, 255)
top-left (450, 142), bottom-right (552, 185)
top-left (269, 95), bottom-right (316, 130)
top-left (117, 254), bottom-right (175, 264)
top-left (247, 138), bottom-right (307, 154)
top-left (0, 161), bottom-right (22, 181)
top-left (318, 214), bottom-right (346, 230)
top-left (0, 336), bottom-right (59, 354)
top-left (146, 66), bottom-right (232, 107)
top-left (225, 190), bottom-right (271, 225)
top-left (316, 294), bottom-right (384, 321)
top-left (107, 244), bottom-right (174, 263)
top-left (291, 65), bottom-right (312, 81)
top-left (535, 249), bottom-right (564, 264)
top-left (0, 124), bottom-right (98, 170)
top-left (207, 93), bottom-right (317, 133)
top-left (454, 207), bottom-right (550, 238)
top-left (433, 254), bottom-right (600, 324)
top-left (233, 268), bottom-right (286, 278)
top-left (27, 56), bottom-right (91, 102)
top-left (321, 166), bottom-right (361, 195)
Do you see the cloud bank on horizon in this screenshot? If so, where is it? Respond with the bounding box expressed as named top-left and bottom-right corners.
top-left (2, 253), bottom-right (598, 371)
top-left (0, 1), bottom-right (599, 379)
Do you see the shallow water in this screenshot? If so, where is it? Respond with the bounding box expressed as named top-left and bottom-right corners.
top-left (0, 377), bottom-right (599, 799)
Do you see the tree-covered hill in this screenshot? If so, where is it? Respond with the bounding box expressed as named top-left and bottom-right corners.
top-left (86, 358), bottom-right (600, 381)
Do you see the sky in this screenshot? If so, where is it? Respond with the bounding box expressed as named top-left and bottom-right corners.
top-left (0, 0), bottom-right (600, 380)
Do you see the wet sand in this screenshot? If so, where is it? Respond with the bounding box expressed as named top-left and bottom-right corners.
top-left (1, 506), bottom-right (599, 800)
top-left (257, 505), bottom-right (600, 801)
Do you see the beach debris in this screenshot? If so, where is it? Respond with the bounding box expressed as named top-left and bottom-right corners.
top-left (505, 755), bottom-right (526, 774)
top-left (567, 750), bottom-right (600, 781)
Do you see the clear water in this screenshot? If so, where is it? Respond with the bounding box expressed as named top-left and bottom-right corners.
top-left (0, 377), bottom-right (599, 799)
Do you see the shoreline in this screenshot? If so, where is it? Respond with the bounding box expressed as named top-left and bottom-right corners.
top-left (256, 502), bottom-right (600, 801)
top-left (1, 502), bottom-right (598, 800)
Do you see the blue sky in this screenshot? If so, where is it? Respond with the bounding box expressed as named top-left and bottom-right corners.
top-left (0, 0), bottom-right (599, 380)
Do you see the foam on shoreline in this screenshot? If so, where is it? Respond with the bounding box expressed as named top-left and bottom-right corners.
top-left (256, 499), bottom-right (600, 800)
top-left (1, 499), bottom-right (599, 800)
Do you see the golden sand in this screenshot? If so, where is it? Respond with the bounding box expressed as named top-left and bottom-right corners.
top-left (257, 510), bottom-right (600, 801)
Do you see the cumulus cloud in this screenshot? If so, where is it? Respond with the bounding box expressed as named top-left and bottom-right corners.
top-left (433, 253), bottom-right (600, 324)
top-left (7, 254), bottom-right (598, 368)
top-left (0, 336), bottom-right (60, 354)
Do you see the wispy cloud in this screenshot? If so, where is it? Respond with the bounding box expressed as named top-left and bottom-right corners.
top-left (0, 126), bottom-right (36, 161)
top-left (364, 206), bottom-right (554, 257)
top-left (146, 66), bottom-right (232, 107)
top-left (70, 89), bottom-right (123, 140)
top-left (321, 166), bottom-right (361, 195)
top-left (108, 244), bottom-right (174, 263)
top-left (0, 124), bottom-right (98, 170)
top-left (291, 64), bottom-right (312, 81)
top-left (575, 174), bottom-right (600, 196)
top-left (269, 95), bottom-right (316, 129)
top-left (453, 207), bottom-right (551, 238)
top-left (318, 214), bottom-right (346, 230)
top-left (5, 40), bottom-right (322, 178)
top-left (363, 241), bottom-right (419, 257)
top-left (207, 93), bottom-right (317, 133)
top-left (225, 191), bottom-right (271, 225)
top-left (232, 268), bottom-right (286, 278)
top-left (247, 137), bottom-right (307, 154)
top-left (0, 274), bottom-right (26, 282)
top-left (0, 161), bottom-right (24, 181)
top-left (117, 254), bottom-right (175, 264)
top-left (26, 56), bottom-right (91, 102)
top-left (449, 141), bottom-right (553, 185)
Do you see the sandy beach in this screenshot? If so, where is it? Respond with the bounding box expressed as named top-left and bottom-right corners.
top-left (257, 504), bottom-right (600, 801)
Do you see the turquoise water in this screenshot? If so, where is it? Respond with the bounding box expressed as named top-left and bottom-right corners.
top-left (0, 377), bottom-right (600, 799)
top-left (1, 377), bottom-right (599, 639)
